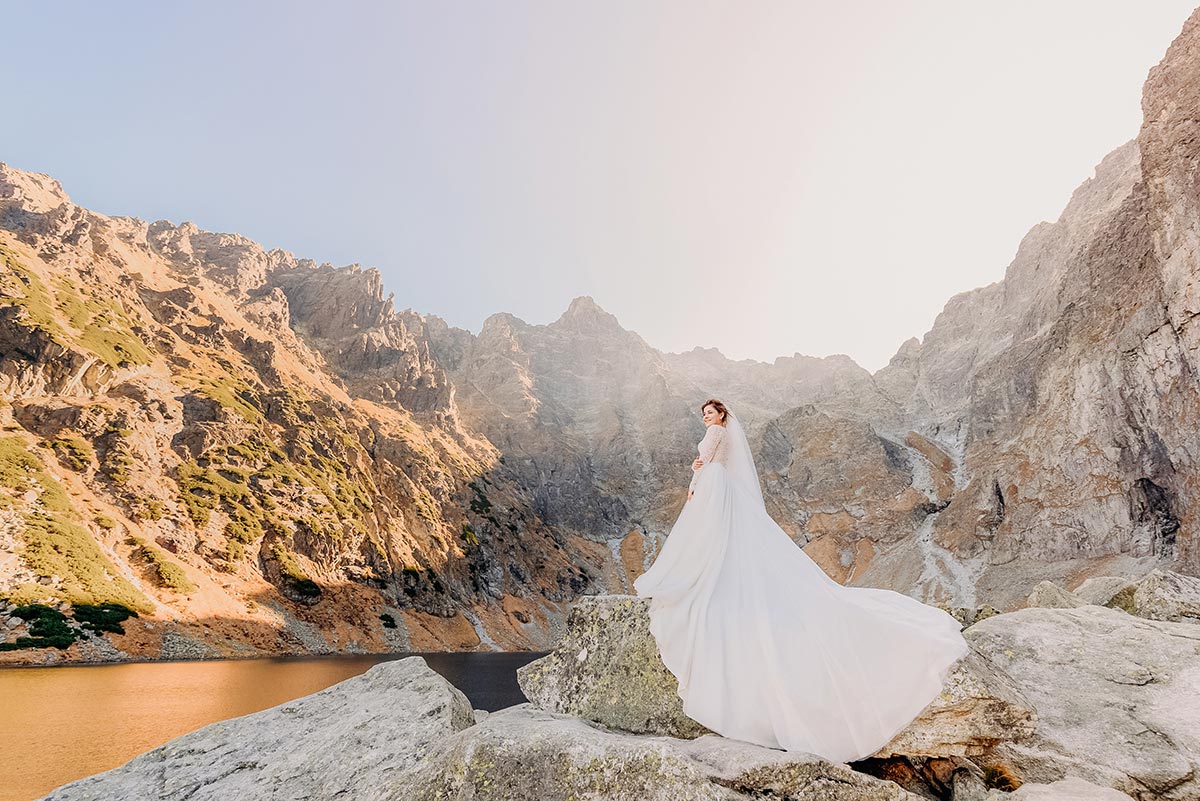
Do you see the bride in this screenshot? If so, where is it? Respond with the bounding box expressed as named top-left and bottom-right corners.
top-left (633, 398), bottom-right (970, 763)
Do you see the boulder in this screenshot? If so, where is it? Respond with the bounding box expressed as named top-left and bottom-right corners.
top-left (1024, 581), bottom-right (1085, 609)
top-left (1129, 569), bottom-right (1200, 623)
top-left (952, 771), bottom-right (1135, 801)
top-left (965, 605), bottom-right (1200, 800)
top-left (517, 594), bottom-right (711, 739)
top-left (1071, 576), bottom-right (1137, 611)
top-left (403, 703), bottom-right (924, 800)
top-left (518, 594), bottom-right (1035, 759)
top-left (1002, 777), bottom-right (1136, 800)
top-left (39, 657), bottom-right (476, 800)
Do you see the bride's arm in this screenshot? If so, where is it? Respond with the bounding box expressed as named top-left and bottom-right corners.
top-left (687, 426), bottom-right (724, 498)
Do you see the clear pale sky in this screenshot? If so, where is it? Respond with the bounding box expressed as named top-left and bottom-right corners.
top-left (4, 2), bottom-right (1196, 372)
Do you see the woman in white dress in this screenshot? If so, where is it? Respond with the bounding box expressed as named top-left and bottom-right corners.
top-left (633, 398), bottom-right (970, 763)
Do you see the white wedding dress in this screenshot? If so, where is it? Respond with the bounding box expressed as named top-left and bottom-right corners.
top-left (633, 413), bottom-right (970, 763)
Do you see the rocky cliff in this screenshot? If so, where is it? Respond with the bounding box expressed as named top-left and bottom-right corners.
top-left (3, 6), bottom-right (1200, 662)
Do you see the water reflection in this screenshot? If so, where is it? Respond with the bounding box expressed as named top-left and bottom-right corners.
top-left (0, 651), bottom-right (545, 801)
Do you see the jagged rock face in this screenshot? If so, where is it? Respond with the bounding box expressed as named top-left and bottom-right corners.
top-left (436, 298), bottom-right (704, 543)
top-left (271, 263), bottom-right (458, 418)
top-left (842, 10), bottom-right (1200, 596)
top-left (0, 162), bottom-right (602, 662)
top-left (662, 347), bottom-right (902, 428)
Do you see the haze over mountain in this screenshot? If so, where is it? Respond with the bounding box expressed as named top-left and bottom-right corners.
top-left (1, 9), bottom-right (1198, 663)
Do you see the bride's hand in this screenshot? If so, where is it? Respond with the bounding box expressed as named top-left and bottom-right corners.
top-left (692, 457), bottom-right (704, 470)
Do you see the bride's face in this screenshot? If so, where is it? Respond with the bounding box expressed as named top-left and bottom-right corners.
top-left (702, 405), bottom-right (725, 427)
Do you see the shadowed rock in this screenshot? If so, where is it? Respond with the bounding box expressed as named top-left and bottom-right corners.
top-left (1072, 576), bottom-right (1137, 611)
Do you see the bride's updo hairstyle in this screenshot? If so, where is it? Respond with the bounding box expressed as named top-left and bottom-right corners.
top-left (702, 398), bottom-right (729, 424)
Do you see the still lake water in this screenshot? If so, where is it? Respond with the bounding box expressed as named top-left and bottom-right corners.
top-left (1, 651), bottom-right (546, 801)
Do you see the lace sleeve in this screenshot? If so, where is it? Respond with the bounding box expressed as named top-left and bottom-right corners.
top-left (689, 425), bottom-right (725, 493)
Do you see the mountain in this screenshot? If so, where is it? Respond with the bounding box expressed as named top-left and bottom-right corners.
top-left (3, 6), bottom-right (1200, 662)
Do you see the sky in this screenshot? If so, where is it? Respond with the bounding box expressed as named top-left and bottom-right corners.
top-left (4, 2), bottom-right (1197, 373)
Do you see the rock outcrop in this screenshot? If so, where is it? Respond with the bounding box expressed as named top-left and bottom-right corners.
top-left (1024, 582), bottom-right (1085, 610)
top-left (517, 595), bottom-right (1037, 760)
top-left (965, 605), bottom-right (1200, 800)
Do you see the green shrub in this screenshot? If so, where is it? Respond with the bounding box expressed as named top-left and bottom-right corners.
top-left (48, 437), bottom-right (93, 472)
top-left (71, 602), bottom-right (138, 635)
top-left (127, 536), bottom-right (197, 594)
top-left (269, 543), bottom-right (321, 598)
top-left (379, 612), bottom-right (397, 629)
top-left (4, 604), bottom-right (77, 650)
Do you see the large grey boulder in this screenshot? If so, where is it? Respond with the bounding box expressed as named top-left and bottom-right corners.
top-left (404, 703), bottom-right (922, 800)
top-left (1003, 777), bottom-right (1136, 800)
top-left (39, 657), bottom-right (476, 801)
top-left (1024, 581), bottom-right (1085, 609)
top-left (1129, 569), bottom-right (1200, 623)
top-left (965, 605), bottom-right (1200, 800)
top-left (518, 594), bottom-right (1035, 759)
top-left (517, 594), bottom-right (711, 739)
top-left (1071, 576), bottom-right (1137, 611)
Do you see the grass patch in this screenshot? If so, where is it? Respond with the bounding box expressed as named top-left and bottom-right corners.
top-left (0, 437), bottom-right (153, 612)
top-left (48, 437), bottom-right (93, 472)
top-left (127, 536), bottom-right (197, 594)
top-left (0, 251), bottom-right (152, 369)
top-left (269, 543), bottom-right (321, 599)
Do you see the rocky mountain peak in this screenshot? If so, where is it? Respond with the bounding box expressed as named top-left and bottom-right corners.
top-left (0, 162), bottom-right (72, 216)
top-left (552, 295), bottom-right (625, 334)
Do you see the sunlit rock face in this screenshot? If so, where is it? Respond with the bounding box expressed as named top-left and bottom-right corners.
top-left (0, 161), bottom-right (601, 663)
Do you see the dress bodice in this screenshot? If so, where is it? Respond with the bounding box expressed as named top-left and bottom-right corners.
top-left (689, 423), bottom-right (729, 492)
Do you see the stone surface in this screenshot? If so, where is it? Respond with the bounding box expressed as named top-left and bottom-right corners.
top-left (517, 594), bottom-right (711, 739)
top-left (1002, 777), bottom-right (1136, 800)
top-left (873, 651), bottom-right (1036, 758)
top-left (404, 703), bottom-right (922, 801)
top-left (39, 657), bottom-right (476, 801)
top-left (965, 605), bottom-right (1200, 800)
top-left (1129, 568), bottom-right (1200, 622)
top-left (1024, 581), bottom-right (1085, 609)
top-left (518, 594), bottom-right (1035, 759)
top-left (1072, 576), bottom-right (1137, 611)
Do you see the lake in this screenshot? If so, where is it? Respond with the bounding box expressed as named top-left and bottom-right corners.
top-left (0, 651), bottom-right (547, 801)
